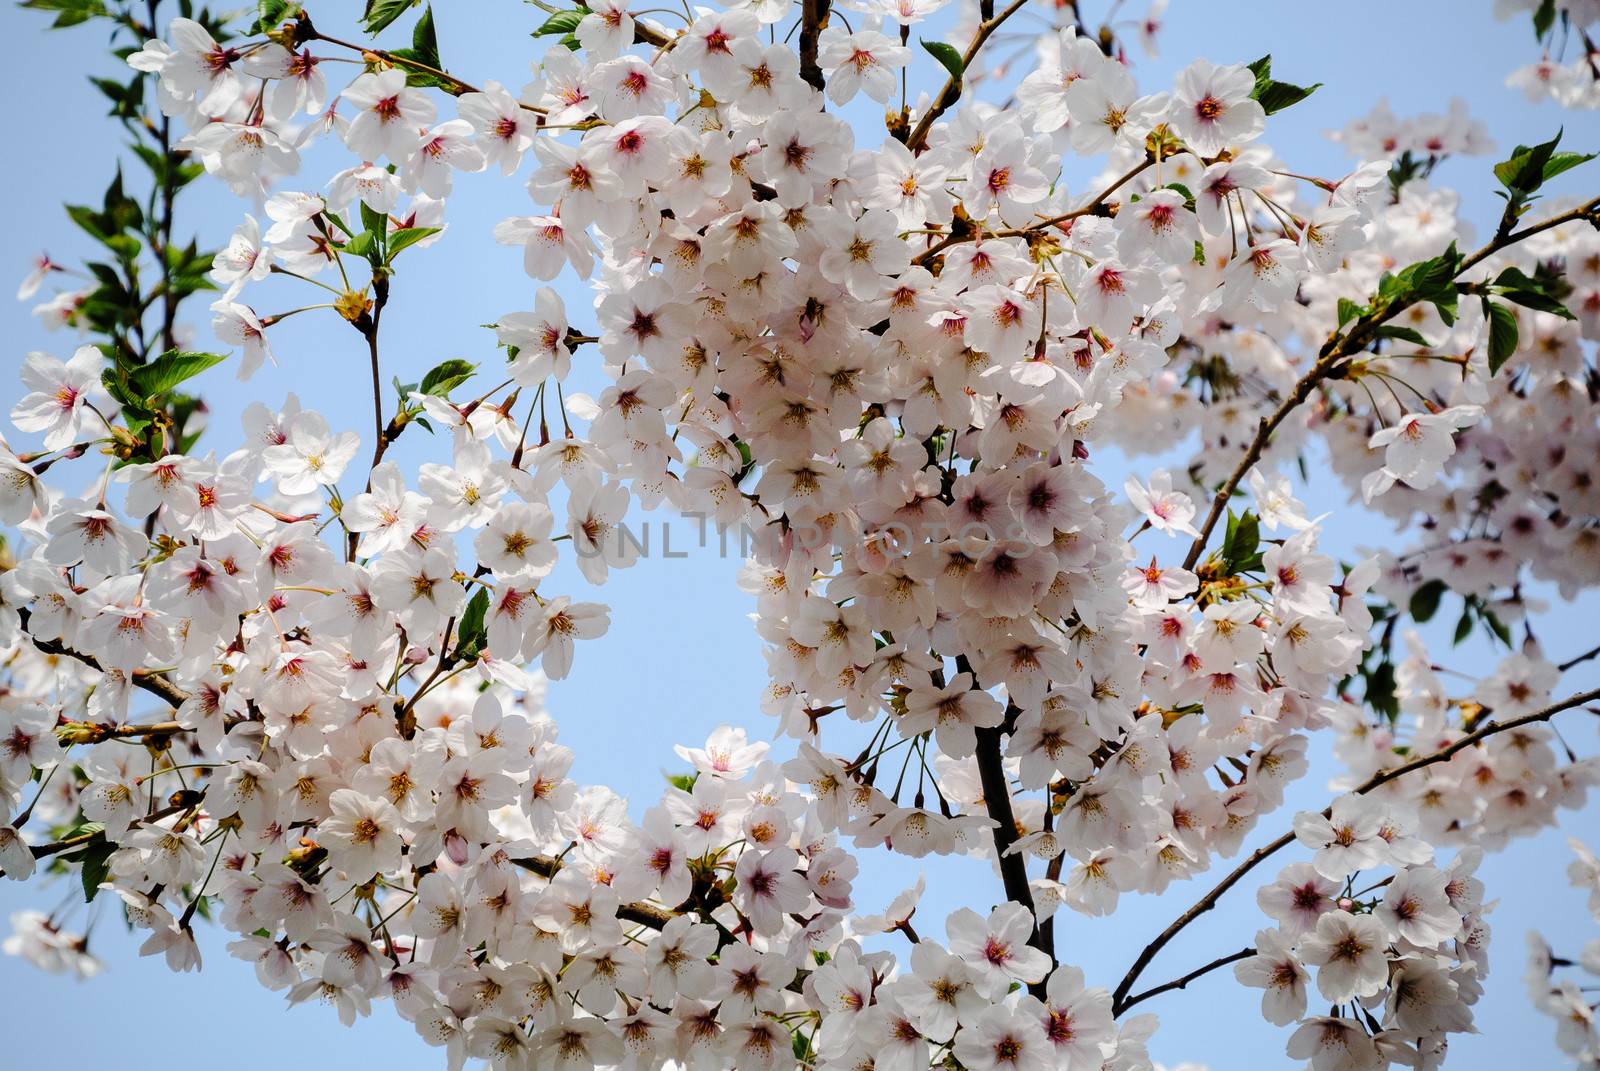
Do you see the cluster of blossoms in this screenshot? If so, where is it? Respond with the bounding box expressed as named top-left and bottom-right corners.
top-left (1328, 99), bottom-right (1494, 162)
top-left (1499, 0), bottom-right (1600, 109)
top-left (1328, 637), bottom-right (1600, 847)
top-left (3, 0), bottom-right (1600, 1068)
top-left (1527, 840), bottom-right (1600, 1068)
top-left (1239, 831), bottom-right (1489, 1070)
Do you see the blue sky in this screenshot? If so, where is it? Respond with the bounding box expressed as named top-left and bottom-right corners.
top-left (1, 0), bottom-right (1598, 1067)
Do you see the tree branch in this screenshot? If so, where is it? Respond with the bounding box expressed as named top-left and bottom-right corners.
top-left (23, 617), bottom-right (189, 709)
top-left (1179, 352), bottom-right (1348, 571)
top-left (363, 274), bottom-right (390, 473)
top-left (1179, 195), bottom-right (1600, 572)
top-left (511, 854), bottom-right (679, 930)
top-left (912, 156), bottom-right (1156, 267)
top-left (903, 0), bottom-right (1032, 151)
top-left (30, 798), bottom-right (198, 859)
top-left (1114, 945), bottom-right (1254, 1014)
top-left (1558, 640), bottom-right (1600, 673)
top-left (1110, 684), bottom-right (1600, 1014)
top-left (798, 0), bottom-right (831, 91)
top-left (972, 721), bottom-right (1051, 994)
top-left (56, 720), bottom-right (187, 745)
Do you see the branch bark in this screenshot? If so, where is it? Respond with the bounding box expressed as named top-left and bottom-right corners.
top-left (798, 0), bottom-right (831, 91)
top-left (1559, 641), bottom-right (1600, 673)
top-left (511, 854), bottom-right (681, 930)
top-left (971, 720), bottom-right (1053, 997)
top-left (912, 156), bottom-right (1155, 267)
top-left (30, 798), bottom-right (199, 859)
top-left (23, 615), bottom-right (189, 709)
top-left (1114, 945), bottom-right (1254, 1014)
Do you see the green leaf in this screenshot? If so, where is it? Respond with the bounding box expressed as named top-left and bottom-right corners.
top-left (77, 837), bottom-right (116, 902)
top-left (1337, 298), bottom-right (1367, 329)
top-left (1408, 578), bottom-right (1447, 623)
top-left (1373, 324), bottom-right (1429, 346)
top-left (1377, 243), bottom-right (1461, 326)
top-left (1489, 265), bottom-right (1576, 318)
top-left (665, 772), bottom-right (697, 792)
top-left (1386, 151), bottom-right (1435, 198)
top-left (128, 351), bottom-right (227, 398)
top-left (454, 588), bottom-right (490, 660)
top-left (533, 8), bottom-right (588, 36)
top-left (1245, 54), bottom-right (1320, 116)
top-left (1533, 0), bottom-right (1557, 39)
top-left (920, 39), bottom-right (965, 81)
top-left (1256, 79), bottom-right (1321, 116)
top-left (1365, 659), bottom-right (1399, 723)
top-left (1219, 509), bottom-right (1262, 576)
top-left (1491, 129), bottom-right (1593, 234)
top-left (324, 212), bottom-right (356, 239)
top-left (1482, 606), bottom-right (1513, 647)
top-left (1484, 299), bottom-right (1519, 376)
top-left (344, 230), bottom-right (377, 260)
top-left (411, 5), bottom-right (441, 67)
top-left (1451, 608), bottom-right (1474, 645)
top-left (385, 226), bottom-right (442, 261)
top-left (360, 200), bottom-right (389, 238)
top-left (361, 0), bottom-right (420, 34)
top-left (1493, 129), bottom-right (1592, 199)
top-left (1493, 131), bottom-right (1561, 193)
top-left (1540, 150), bottom-right (1595, 184)
top-left (253, 0), bottom-right (303, 33)
top-left (387, 5), bottom-right (450, 89)
top-left (19, 0), bottom-right (108, 28)
top-left (419, 358), bottom-right (476, 397)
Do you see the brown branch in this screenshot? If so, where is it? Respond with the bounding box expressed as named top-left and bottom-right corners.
top-left (511, 854), bottom-right (677, 929)
top-left (300, 12), bottom-right (676, 114)
top-left (23, 616), bottom-right (189, 709)
top-left (1114, 945), bottom-right (1254, 1014)
top-left (1179, 195), bottom-right (1600, 572)
top-left (912, 156), bottom-right (1156, 267)
top-left (30, 798), bottom-right (198, 859)
top-left (630, 18), bottom-right (672, 48)
top-left (56, 720), bottom-right (187, 745)
top-left (903, 0), bottom-right (1032, 151)
top-left (1559, 641), bottom-right (1600, 673)
top-left (970, 723), bottom-right (1052, 1000)
top-left (362, 274), bottom-right (391, 473)
top-left (1179, 353), bottom-right (1348, 571)
top-left (302, 15), bottom-right (543, 111)
top-left (798, 0), bottom-right (831, 91)
top-left (1110, 684), bottom-right (1600, 1015)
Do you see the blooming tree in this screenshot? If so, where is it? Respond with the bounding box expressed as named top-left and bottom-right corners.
top-left (2, 0), bottom-right (1600, 1068)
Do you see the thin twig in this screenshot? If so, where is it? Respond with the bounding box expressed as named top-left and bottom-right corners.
top-left (912, 156), bottom-right (1156, 266)
top-left (1115, 946), bottom-right (1255, 1014)
top-left (903, 0), bottom-right (1032, 151)
top-left (30, 799), bottom-right (197, 860)
top-left (1558, 641), bottom-right (1600, 673)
